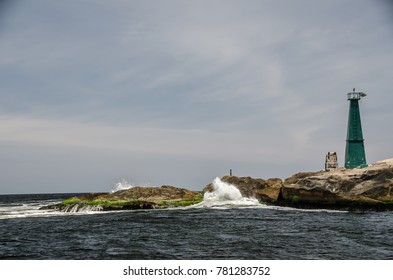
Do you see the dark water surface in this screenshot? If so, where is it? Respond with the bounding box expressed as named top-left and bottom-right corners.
top-left (0, 194), bottom-right (392, 259)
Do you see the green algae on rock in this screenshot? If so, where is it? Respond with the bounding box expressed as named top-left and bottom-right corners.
top-left (41, 186), bottom-right (203, 212)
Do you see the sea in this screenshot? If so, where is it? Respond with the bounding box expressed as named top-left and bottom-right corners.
top-left (1, 178), bottom-right (392, 260)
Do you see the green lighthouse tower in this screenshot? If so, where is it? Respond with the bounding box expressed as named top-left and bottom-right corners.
top-left (344, 89), bottom-right (367, 169)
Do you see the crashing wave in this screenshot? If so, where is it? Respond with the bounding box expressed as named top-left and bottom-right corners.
top-left (194, 177), bottom-right (262, 208)
top-left (110, 179), bottom-right (134, 193)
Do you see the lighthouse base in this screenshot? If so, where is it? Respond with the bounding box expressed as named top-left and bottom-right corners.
top-left (345, 140), bottom-right (367, 169)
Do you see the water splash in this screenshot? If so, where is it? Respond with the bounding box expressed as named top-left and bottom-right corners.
top-left (110, 179), bottom-right (134, 193)
top-left (195, 177), bottom-right (262, 208)
top-left (61, 204), bottom-right (103, 213)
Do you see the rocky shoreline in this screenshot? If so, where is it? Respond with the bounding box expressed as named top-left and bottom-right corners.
top-left (215, 158), bottom-right (393, 211)
top-left (280, 158), bottom-right (393, 211)
top-left (41, 158), bottom-right (393, 212)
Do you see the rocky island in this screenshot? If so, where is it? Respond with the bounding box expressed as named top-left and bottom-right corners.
top-left (41, 158), bottom-right (393, 212)
top-left (40, 185), bottom-right (203, 212)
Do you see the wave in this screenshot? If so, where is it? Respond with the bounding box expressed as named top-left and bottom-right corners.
top-left (192, 177), bottom-right (263, 208)
top-left (110, 179), bottom-right (135, 193)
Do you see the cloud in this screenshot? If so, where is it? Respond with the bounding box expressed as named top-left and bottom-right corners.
top-left (0, 0), bottom-right (393, 193)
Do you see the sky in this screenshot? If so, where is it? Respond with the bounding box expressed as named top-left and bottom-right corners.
top-left (0, 0), bottom-right (393, 194)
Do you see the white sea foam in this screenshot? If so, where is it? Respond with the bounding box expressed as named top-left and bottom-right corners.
top-left (0, 198), bottom-right (107, 219)
top-left (110, 179), bottom-right (135, 193)
top-left (61, 204), bottom-right (104, 213)
top-left (194, 177), bottom-right (262, 208)
top-left (0, 203), bottom-right (63, 219)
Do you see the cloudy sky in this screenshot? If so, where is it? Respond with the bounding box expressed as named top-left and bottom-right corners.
top-left (0, 0), bottom-right (392, 194)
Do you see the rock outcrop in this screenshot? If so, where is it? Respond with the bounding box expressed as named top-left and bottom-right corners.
top-left (41, 185), bottom-right (203, 212)
top-left (280, 158), bottom-right (393, 210)
top-left (200, 158), bottom-right (393, 211)
top-left (203, 176), bottom-right (283, 204)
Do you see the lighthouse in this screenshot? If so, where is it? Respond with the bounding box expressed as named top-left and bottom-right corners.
top-left (344, 89), bottom-right (367, 169)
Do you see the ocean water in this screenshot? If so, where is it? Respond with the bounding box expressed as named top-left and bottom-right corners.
top-left (0, 179), bottom-right (392, 260)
